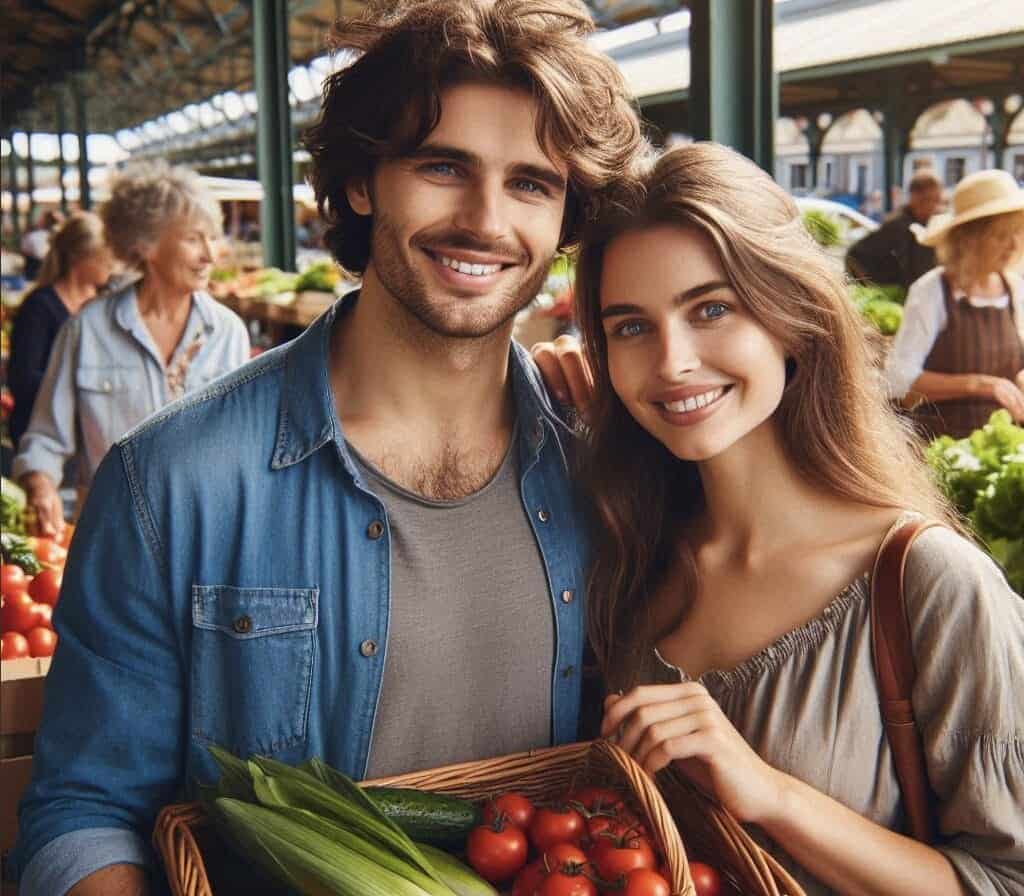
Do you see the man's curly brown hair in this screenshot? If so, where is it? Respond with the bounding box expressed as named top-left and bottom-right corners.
top-left (304, 0), bottom-right (643, 275)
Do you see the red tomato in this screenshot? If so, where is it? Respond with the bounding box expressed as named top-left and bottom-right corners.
top-left (621, 868), bottom-right (672, 896)
top-left (689, 862), bottom-right (723, 896)
top-left (1, 631), bottom-right (30, 660)
top-left (466, 820), bottom-right (529, 883)
top-left (482, 792), bottom-right (535, 829)
top-left (28, 568), bottom-right (62, 607)
top-left (1, 592), bottom-right (37, 634)
top-left (33, 538), bottom-right (67, 566)
top-left (589, 831), bottom-right (656, 880)
top-left (537, 870), bottom-right (597, 896)
top-left (543, 842), bottom-right (589, 872)
top-left (565, 785), bottom-right (625, 813)
top-left (529, 806), bottom-right (586, 852)
top-left (512, 859), bottom-right (547, 896)
top-left (1, 564), bottom-right (28, 597)
top-left (25, 627), bottom-right (57, 658)
top-left (28, 602), bottom-right (53, 630)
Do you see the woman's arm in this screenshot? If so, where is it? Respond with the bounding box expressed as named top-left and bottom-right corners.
top-left (909, 370), bottom-right (1024, 421)
top-left (603, 686), bottom-right (966, 896)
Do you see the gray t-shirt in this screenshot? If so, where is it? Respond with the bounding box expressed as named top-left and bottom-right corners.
top-left (354, 432), bottom-right (555, 780)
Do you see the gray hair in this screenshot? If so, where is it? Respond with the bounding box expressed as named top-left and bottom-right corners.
top-left (100, 161), bottom-right (222, 269)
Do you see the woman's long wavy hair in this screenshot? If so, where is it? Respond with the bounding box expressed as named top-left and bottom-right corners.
top-left (304, 0), bottom-right (642, 275)
top-left (574, 143), bottom-right (960, 677)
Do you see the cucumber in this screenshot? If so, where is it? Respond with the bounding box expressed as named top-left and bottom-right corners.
top-left (364, 787), bottom-right (481, 847)
top-left (416, 842), bottom-right (499, 896)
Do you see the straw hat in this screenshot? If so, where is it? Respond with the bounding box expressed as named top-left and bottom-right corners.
top-left (917, 168), bottom-right (1024, 247)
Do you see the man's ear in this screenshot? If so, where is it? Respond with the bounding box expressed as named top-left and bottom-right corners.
top-left (346, 177), bottom-right (372, 216)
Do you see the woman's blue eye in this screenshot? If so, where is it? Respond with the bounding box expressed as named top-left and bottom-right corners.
top-left (700, 302), bottom-right (729, 320)
top-left (613, 320), bottom-right (646, 338)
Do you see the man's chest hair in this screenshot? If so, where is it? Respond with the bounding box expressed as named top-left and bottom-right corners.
top-left (368, 440), bottom-right (509, 501)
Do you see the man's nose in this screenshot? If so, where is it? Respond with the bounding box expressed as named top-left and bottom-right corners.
top-left (453, 178), bottom-right (508, 243)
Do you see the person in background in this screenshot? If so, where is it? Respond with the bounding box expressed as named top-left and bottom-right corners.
top-left (859, 188), bottom-right (884, 223)
top-left (11, 2), bottom-right (641, 894)
top-left (12, 162), bottom-right (250, 537)
top-left (885, 168), bottom-right (1024, 438)
top-left (8, 212), bottom-right (115, 449)
top-left (19, 209), bottom-right (65, 281)
top-left (535, 143), bottom-right (1023, 895)
top-left (846, 169), bottom-right (943, 288)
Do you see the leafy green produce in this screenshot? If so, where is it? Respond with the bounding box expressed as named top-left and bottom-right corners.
top-left (1, 476), bottom-right (27, 535)
top-left (1, 532), bottom-right (42, 575)
top-left (295, 261), bottom-right (341, 293)
top-left (850, 282), bottom-right (907, 306)
top-left (803, 209), bottom-right (842, 248)
top-left (858, 298), bottom-right (904, 335)
top-left (927, 411), bottom-right (1024, 592)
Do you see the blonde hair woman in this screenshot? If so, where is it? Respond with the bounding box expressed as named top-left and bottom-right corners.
top-left (13, 162), bottom-right (250, 537)
top-left (535, 143), bottom-right (1024, 894)
top-left (8, 212), bottom-right (114, 448)
top-left (885, 169), bottom-right (1024, 438)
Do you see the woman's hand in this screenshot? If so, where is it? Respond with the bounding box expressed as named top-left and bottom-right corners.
top-left (601, 684), bottom-right (784, 826)
top-left (21, 472), bottom-right (65, 539)
top-left (981, 375), bottom-right (1024, 423)
top-left (530, 335), bottom-right (595, 416)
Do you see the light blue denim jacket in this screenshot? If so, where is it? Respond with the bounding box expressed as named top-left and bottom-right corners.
top-left (12, 285), bottom-right (250, 488)
top-left (13, 295), bottom-right (590, 894)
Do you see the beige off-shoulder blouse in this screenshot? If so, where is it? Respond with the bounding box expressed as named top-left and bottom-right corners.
top-left (612, 523), bottom-right (1024, 895)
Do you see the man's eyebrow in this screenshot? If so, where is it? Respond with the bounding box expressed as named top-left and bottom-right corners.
top-left (600, 280), bottom-right (732, 319)
top-left (408, 143), bottom-right (567, 193)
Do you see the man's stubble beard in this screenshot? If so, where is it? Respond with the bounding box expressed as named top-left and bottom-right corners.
top-left (369, 210), bottom-right (552, 341)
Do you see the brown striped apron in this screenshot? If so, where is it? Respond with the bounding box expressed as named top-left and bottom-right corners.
top-left (912, 273), bottom-right (1023, 439)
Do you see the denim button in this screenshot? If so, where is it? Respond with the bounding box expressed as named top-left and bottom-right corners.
top-left (537, 509), bottom-right (550, 523)
top-left (360, 639), bottom-right (378, 657)
top-left (367, 521), bottom-right (384, 539)
top-left (232, 615), bottom-right (253, 634)
top-left (561, 589), bottom-right (574, 604)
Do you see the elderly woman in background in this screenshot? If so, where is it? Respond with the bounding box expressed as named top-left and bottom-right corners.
top-left (8, 212), bottom-right (115, 450)
top-left (885, 169), bottom-right (1024, 439)
top-left (13, 162), bottom-right (251, 536)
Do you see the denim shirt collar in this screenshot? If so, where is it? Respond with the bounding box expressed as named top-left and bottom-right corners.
top-left (271, 291), bottom-right (570, 473)
top-left (113, 286), bottom-right (218, 335)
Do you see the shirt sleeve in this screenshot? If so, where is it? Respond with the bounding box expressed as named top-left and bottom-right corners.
top-left (17, 828), bottom-right (150, 896)
top-left (883, 273), bottom-right (947, 399)
top-left (904, 527), bottom-right (1024, 895)
top-left (11, 445), bottom-right (186, 892)
top-left (11, 317), bottom-right (81, 485)
top-left (8, 295), bottom-right (58, 438)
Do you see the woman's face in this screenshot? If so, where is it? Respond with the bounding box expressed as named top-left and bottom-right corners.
top-left (599, 224), bottom-right (788, 463)
top-left (72, 246), bottom-right (115, 295)
top-left (144, 214), bottom-right (218, 296)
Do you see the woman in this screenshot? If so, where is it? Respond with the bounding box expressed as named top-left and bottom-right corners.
top-left (885, 168), bottom-right (1024, 438)
top-left (8, 212), bottom-right (115, 449)
top-left (536, 144), bottom-right (1023, 894)
top-left (13, 162), bottom-right (250, 537)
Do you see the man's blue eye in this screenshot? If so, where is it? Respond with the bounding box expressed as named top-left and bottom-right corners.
top-left (513, 180), bottom-right (546, 195)
top-left (426, 163), bottom-right (457, 176)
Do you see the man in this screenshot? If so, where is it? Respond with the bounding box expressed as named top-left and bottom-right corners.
top-left (846, 168), bottom-right (944, 289)
top-left (11, 2), bottom-right (642, 893)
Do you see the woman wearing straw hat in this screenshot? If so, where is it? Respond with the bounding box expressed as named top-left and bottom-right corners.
top-left (884, 168), bottom-right (1024, 439)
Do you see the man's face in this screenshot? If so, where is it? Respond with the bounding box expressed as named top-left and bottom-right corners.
top-left (347, 82), bottom-right (569, 339)
top-left (909, 185), bottom-right (943, 224)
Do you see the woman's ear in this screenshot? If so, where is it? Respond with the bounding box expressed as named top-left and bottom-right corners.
top-left (346, 178), bottom-right (372, 217)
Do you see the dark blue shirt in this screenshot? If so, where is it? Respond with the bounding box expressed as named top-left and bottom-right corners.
top-left (8, 285), bottom-right (69, 448)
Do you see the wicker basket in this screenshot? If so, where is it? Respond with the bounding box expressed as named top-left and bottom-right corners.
top-left (154, 739), bottom-right (804, 896)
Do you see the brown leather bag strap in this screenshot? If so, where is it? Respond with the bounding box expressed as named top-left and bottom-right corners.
top-left (870, 519), bottom-right (942, 843)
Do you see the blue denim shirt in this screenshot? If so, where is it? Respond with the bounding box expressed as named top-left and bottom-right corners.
top-left (13, 295), bottom-right (589, 894)
top-left (12, 285), bottom-right (250, 489)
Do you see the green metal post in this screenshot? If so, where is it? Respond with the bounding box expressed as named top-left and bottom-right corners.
top-left (253, 0), bottom-right (296, 271)
top-left (7, 136), bottom-right (22, 245)
top-left (25, 128), bottom-right (36, 225)
top-left (73, 82), bottom-right (92, 210)
top-left (56, 92), bottom-right (69, 215)
top-left (688, 0), bottom-right (776, 172)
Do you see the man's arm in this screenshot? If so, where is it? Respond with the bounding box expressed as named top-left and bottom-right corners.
top-left (68, 864), bottom-right (148, 896)
top-left (13, 446), bottom-right (185, 894)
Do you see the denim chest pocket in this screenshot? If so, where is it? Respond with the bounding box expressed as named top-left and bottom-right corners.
top-left (191, 585), bottom-right (318, 756)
